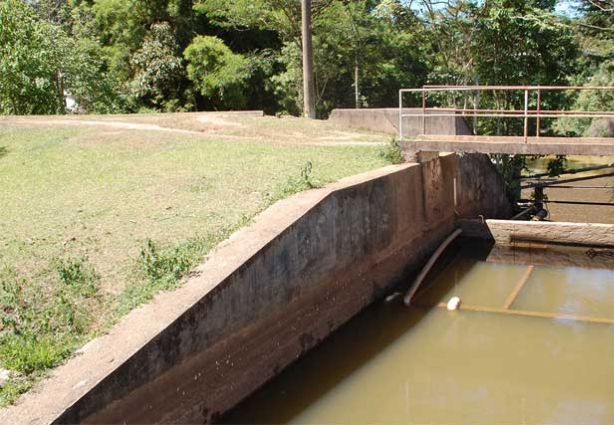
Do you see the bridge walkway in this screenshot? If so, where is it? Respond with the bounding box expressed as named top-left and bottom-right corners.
top-left (399, 85), bottom-right (614, 157)
top-left (409, 134), bottom-right (614, 156)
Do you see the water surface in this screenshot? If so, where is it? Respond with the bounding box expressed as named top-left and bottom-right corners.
top-left (222, 245), bottom-right (614, 424)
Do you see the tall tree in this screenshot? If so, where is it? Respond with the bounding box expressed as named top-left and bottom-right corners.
top-left (302, 0), bottom-right (316, 118)
top-left (184, 35), bottom-right (252, 109)
top-left (0, 0), bottom-right (73, 114)
top-left (129, 22), bottom-right (185, 110)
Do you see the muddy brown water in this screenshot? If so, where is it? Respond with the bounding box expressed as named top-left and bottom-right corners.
top-left (221, 242), bottom-right (614, 424)
top-left (524, 156), bottom-right (614, 224)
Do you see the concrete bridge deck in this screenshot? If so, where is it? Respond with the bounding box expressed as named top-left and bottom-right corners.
top-left (398, 86), bottom-right (614, 156)
top-left (406, 134), bottom-right (614, 156)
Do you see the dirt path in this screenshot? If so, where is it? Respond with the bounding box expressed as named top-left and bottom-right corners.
top-left (8, 118), bottom-right (203, 134)
top-left (4, 114), bottom-right (387, 147)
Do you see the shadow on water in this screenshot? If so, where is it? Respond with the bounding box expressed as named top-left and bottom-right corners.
top-left (219, 238), bottom-right (493, 424)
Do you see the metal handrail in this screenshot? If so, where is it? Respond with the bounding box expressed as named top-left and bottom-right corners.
top-left (398, 85), bottom-right (614, 143)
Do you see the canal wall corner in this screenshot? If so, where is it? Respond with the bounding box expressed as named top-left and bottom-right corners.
top-left (2, 155), bottom-right (510, 425)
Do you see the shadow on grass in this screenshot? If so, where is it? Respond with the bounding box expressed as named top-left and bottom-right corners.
top-left (0, 146), bottom-right (7, 159)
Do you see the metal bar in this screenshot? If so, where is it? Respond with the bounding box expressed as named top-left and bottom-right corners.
top-left (403, 112), bottom-right (614, 118)
top-left (523, 163), bottom-right (614, 179)
top-left (400, 113), bottom-right (548, 119)
top-left (503, 265), bottom-right (534, 309)
top-left (535, 186), bottom-right (544, 211)
top-left (404, 85), bottom-right (614, 92)
top-left (435, 302), bottom-right (614, 326)
top-left (473, 88), bottom-right (479, 134)
top-left (400, 110), bottom-right (614, 118)
top-left (422, 85), bottom-right (614, 90)
top-left (521, 171), bottom-right (614, 189)
top-left (536, 88), bottom-right (542, 138)
top-left (422, 90), bottom-right (426, 134)
top-left (542, 185), bottom-right (613, 189)
top-left (531, 111), bottom-right (614, 117)
top-left (524, 89), bottom-right (529, 143)
top-left (511, 207), bottom-right (535, 220)
top-left (406, 107), bottom-right (614, 115)
top-left (398, 85), bottom-right (614, 143)
top-left (398, 90), bottom-right (403, 142)
top-left (545, 200), bottom-right (614, 207)
top-left (404, 229), bottom-right (463, 306)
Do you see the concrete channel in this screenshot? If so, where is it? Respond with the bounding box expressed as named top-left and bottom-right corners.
top-left (1, 144), bottom-right (510, 424)
top-left (9, 109), bottom-right (612, 424)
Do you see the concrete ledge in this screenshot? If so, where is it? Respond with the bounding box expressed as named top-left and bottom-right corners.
top-left (1, 154), bottom-right (509, 425)
top-left (407, 135), bottom-right (614, 156)
top-left (459, 219), bottom-right (614, 248)
top-left (209, 110), bottom-right (264, 117)
top-left (486, 243), bottom-right (614, 270)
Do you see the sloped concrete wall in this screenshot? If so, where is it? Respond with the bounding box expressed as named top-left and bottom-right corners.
top-left (1, 156), bottom-right (510, 425)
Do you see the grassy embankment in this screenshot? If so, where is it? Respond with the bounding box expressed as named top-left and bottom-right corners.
top-left (0, 115), bottom-right (394, 405)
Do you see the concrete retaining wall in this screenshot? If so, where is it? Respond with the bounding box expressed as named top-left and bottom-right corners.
top-left (1, 155), bottom-right (510, 425)
top-left (328, 108), bottom-right (470, 136)
top-left (456, 154), bottom-right (512, 219)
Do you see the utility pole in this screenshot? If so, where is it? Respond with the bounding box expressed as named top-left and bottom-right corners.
top-left (302, 0), bottom-right (316, 119)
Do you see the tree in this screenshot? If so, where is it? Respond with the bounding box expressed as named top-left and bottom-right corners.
top-left (471, 0), bottom-right (578, 135)
top-left (416, 0), bottom-right (580, 203)
top-left (0, 0), bottom-right (72, 114)
top-left (309, 0), bottom-right (429, 113)
top-left (196, 0), bottom-right (332, 116)
top-left (0, 0), bottom-right (120, 115)
top-left (302, 0), bottom-right (316, 118)
top-left (557, 59), bottom-right (614, 136)
top-left (195, 0), bottom-right (333, 44)
top-left (555, 0), bottom-right (614, 136)
top-left (129, 22), bottom-right (185, 111)
top-left (72, 0), bottom-right (205, 112)
top-left (184, 36), bottom-right (252, 109)
top-left (416, 0), bottom-right (579, 135)
top-left (576, 0), bottom-right (614, 63)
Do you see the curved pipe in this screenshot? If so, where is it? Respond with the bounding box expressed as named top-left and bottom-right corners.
top-left (404, 228), bottom-right (463, 306)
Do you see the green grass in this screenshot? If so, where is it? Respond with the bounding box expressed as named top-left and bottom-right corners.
top-left (0, 119), bottom-right (390, 405)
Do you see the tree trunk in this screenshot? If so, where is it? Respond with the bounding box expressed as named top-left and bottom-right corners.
top-left (301, 0), bottom-right (316, 119)
top-left (354, 54), bottom-right (360, 109)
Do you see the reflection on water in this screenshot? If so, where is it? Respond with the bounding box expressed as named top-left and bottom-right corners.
top-left (221, 244), bottom-right (614, 425)
top-left (523, 156), bottom-right (614, 224)
top-left (513, 267), bottom-right (614, 319)
top-left (525, 156), bottom-right (614, 177)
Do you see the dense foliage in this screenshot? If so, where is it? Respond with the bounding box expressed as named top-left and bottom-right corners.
top-left (0, 0), bottom-right (611, 117)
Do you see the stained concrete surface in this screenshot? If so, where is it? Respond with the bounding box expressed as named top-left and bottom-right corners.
top-left (486, 243), bottom-right (614, 271)
top-left (409, 134), bottom-right (614, 156)
top-left (1, 154), bottom-right (510, 425)
top-left (459, 219), bottom-right (614, 248)
top-left (329, 108), bottom-right (469, 136)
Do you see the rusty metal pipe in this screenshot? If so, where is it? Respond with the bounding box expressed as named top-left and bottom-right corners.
top-left (404, 228), bottom-right (463, 306)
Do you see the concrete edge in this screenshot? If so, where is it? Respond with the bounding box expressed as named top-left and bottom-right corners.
top-left (486, 243), bottom-right (614, 270)
top-left (0, 163), bottom-right (416, 425)
top-left (458, 219), bottom-right (614, 248)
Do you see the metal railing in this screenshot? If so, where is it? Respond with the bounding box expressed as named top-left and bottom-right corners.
top-left (398, 85), bottom-right (614, 142)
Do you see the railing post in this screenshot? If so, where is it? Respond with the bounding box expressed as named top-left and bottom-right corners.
top-left (398, 90), bottom-right (403, 142)
top-left (524, 89), bottom-right (529, 143)
top-left (536, 88), bottom-right (541, 139)
top-left (473, 88), bottom-right (479, 135)
top-left (422, 89), bottom-right (426, 134)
